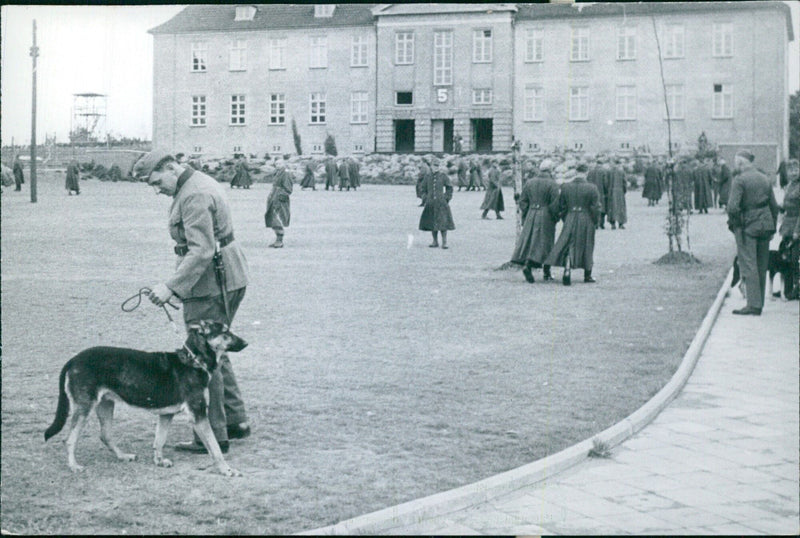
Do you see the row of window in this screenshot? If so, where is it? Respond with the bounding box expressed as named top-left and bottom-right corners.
top-left (192, 92), bottom-right (368, 126)
top-left (523, 83), bottom-right (734, 122)
top-left (191, 89), bottom-right (498, 127)
top-left (192, 22), bottom-right (734, 73)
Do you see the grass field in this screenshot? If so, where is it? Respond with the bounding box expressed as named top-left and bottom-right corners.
top-left (1, 171), bottom-right (732, 534)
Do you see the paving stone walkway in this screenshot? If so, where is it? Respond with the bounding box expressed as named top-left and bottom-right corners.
top-left (373, 292), bottom-right (800, 535)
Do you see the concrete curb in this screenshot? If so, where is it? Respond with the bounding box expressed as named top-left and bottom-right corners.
top-left (300, 268), bottom-right (735, 536)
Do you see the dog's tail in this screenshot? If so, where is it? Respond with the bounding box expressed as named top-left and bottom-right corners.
top-left (44, 365), bottom-right (69, 441)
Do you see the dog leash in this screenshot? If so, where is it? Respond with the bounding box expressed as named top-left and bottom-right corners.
top-left (121, 287), bottom-right (181, 335)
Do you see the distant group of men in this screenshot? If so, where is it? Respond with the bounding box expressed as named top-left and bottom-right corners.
top-left (321, 156), bottom-right (361, 192)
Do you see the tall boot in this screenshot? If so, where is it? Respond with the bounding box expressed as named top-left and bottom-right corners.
top-left (495, 211), bottom-right (503, 220)
top-left (522, 262), bottom-right (534, 283)
top-left (482, 209), bottom-right (489, 220)
top-left (563, 257), bottom-right (571, 286)
top-left (270, 233), bottom-right (284, 248)
top-left (584, 269), bottom-right (596, 283)
top-left (543, 265), bottom-right (553, 281)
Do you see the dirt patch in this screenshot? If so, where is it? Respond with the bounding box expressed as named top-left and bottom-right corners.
top-left (1, 173), bottom-right (731, 534)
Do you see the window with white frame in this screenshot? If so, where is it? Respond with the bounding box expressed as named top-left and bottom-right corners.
top-left (395, 32), bottom-right (414, 65)
top-left (525, 28), bottom-right (544, 62)
top-left (312, 144), bottom-right (323, 153)
top-left (663, 24), bottom-right (684, 58)
top-left (433, 31), bottom-right (453, 86)
top-left (194, 145), bottom-right (202, 153)
top-left (569, 86), bottom-right (589, 121)
top-left (472, 89), bottom-right (492, 105)
top-left (570, 27), bottom-right (589, 61)
top-left (269, 93), bottom-right (285, 125)
top-left (229, 39), bottom-right (247, 71)
top-left (712, 83), bottom-right (733, 118)
top-left (269, 38), bottom-right (286, 69)
top-left (354, 144), bottom-right (364, 152)
top-left (314, 5), bottom-right (334, 18)
top-left (310, 92), bottom-right (326, 124)
top-left (309, 36), bottom-right (328, 68)
top-left (712, 23), bottom-right (733, 57)
top-left (615, 85), bottom-right (637, 120)
top-left (473, 29), bottom-right (492, 63)
top-left (191, 42), bottom-right (207, 72)
top-left (235, 5), bottom-right (256, 21)
top-left (351, 91), bottom-right (368, 124)
top-left (524, 86), bottom-right (544, 121)
top-left (191, 95), bottom-right (206, 126)
top-left (617, 27), bottom-right (636, 60)
top-left (351, 35), bottom-right (368, 67)
top-left (230, 94), bottom-right (245, 125)
top-left (664, 84), bottom-right (684, 119)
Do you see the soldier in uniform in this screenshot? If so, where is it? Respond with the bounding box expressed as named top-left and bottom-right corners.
top-left (265, 157), bottom-right (293, 248)
top-left (727, 149), bottom-right (779, 315)
top-left (511, 162), bottom-right (560, 283)
top-left (12, 156), bottom-right (24, 191)
top-left (229, 154), bottom-right (252, 189)
top-left (642, 159), bottom-right (664, 206)
top-left (416, 157), bottom-right (432, 206)
top-left (300, 159), bottom-right (317, 190)
top-left (456, 157), bottom-right (469, 191)
top-left (693, 158), bottom-right (714, 214)
top-left (132, 149), bottom-right (251, 453)
top-left (480, 160), bottom-right (505, 219)
top-left (347, 156), bottom-right (360, 190)
top-left (337, 157), bottom-right (351, 191)
top-left (324, 156), bottom-right (337, 191)
top-left (65, 159), bottom-right (81, 195)
top-left (545, 165), bottom-right (602, 285)
top-left (606, 159), bottom-right (627, 229)
top-left (419, 159), bottom-right (455, 249)
top-left (468, 157), bottom-right (484, 191)
top-left (586, 159), bottom-right (606, 227)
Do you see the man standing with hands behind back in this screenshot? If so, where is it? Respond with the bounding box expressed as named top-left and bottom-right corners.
top-left (726, 149), bottom-right (779, 316)
top-left (132, 149), bottom-right (252, 453)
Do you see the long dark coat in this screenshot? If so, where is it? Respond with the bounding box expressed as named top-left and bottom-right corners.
top-left (12, 161), bottom-right (24, 188)
top-left (348, 158), bottom-right (360, 188)
top-left (607, 166), bottom-right (627, 225)
top-left (480, 167), bottom-right (505, 212)
top-left (338, 161), bottom-right (351, 189)
top-left (65, 161), bottom-right (80, 192)
top-left (418, 171), bottom-right (455, 232)
top-left (586, 166), bottom-right (606, 213)
top-left (693, 164), bottom-right (713, 211)
top-left (230, 160), bottom-right (252, 188)
top-left (457, 159), bottom-right (469, 188)
top-left (324, 158), bottom-right (337, 189)
top-left (642, 165), bottom-right (663, 201)
top-left (545, 177), bottom-right (601, 271)
top-left (416, 161), bottom-right (432, 199)
top-left (300, 161), bottom-right (316, 188)
top-left (468, 162), bottom-right (483, 189)
top-left (511, 173), bottom-right (559, 266)
top-left (601, 166), bottom-right (614, 214)
top-left (674, 164), bottom-right (694, 210)
top-left (718, 164), bottom-right (732, 207)
top-left (265, 169), bottom-right (293, 228)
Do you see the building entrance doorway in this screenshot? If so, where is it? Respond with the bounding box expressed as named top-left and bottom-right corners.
top-left (431, 119), bottom-right (453, 153)
top-left (394, 120), bottom-right (415, 153)
top-left (471, 118), bottom-right (493, 152)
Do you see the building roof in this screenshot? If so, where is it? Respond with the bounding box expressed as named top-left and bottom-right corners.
top-left (516, 1), bottom-right (794, 41)
top-left (150, 2), bottom-right (793, 42)
top-left (149, 4), bottom-right (377, 34)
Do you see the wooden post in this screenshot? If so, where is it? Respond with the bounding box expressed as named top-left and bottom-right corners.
top-left (29, 19), bottom-right (39, 203)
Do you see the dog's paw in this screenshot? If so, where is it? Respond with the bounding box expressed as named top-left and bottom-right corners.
top-left (220, 466), bottom-right (242, 477)
top-left (156, 457), bottom-right (173, 468)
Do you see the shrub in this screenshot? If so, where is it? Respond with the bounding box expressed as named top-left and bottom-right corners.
top-left (324, 134), bottom-right (338, 156)
top-left (292, 119), bottom-right (302, 155)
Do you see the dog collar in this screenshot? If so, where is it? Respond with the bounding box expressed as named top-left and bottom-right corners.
top-left (179, 344), bottom-right (208, 374)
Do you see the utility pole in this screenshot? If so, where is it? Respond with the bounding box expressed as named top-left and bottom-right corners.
top-left (29, 19), bottom-right (39, 203)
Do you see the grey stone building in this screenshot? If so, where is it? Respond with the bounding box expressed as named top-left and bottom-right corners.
top-left (149, 2), bottom-right (794, 163)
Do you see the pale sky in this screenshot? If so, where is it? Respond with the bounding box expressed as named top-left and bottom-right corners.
top-left (1, 3), bottom-right (798, 146)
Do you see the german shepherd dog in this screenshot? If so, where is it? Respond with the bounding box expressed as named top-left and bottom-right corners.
top-left (730, 238), bottom-right (795, 300)
top-left (44, 320), bottom-right (247, 477)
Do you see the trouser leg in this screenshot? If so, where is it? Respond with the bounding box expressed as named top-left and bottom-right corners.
top-left (735, 231), bottom-right (762, 309)
top-left (755, 238), bottom-right (770, 309)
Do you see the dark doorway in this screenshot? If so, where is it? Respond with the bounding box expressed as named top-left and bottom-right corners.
top-left (443, 119), bottom-right (453, 153)
top-left (394, 120), bottom-right (415, 153)
top-left (471, 118), bottom-right (493, 152)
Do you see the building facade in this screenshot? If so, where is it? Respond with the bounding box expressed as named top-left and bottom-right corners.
top-left (149, 2), bottom-right (794, 161)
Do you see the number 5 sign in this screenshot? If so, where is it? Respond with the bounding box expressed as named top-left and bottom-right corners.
top-left (436, 88), bottom-right (448, 103)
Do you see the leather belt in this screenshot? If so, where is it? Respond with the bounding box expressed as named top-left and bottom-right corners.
top-left (745, 200), bottom-right (770, 211)
top-left (174, 233), bottom-right (234, 256)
